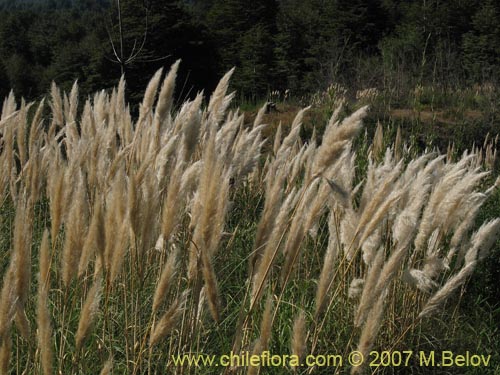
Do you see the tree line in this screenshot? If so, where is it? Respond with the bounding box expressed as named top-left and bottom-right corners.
top-left (0, 0), bottom-right (499, 104)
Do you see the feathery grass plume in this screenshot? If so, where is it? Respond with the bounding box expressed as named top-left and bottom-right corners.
top-left (339, 208), bottom-right (360, 260)
top-left (0, 163), bottom-right (8, 205)
top-left (154, 59), bottom-right (180, 127)
top-left (351, 290), bottom-right (386, 375)
top-left (334, 149), bottom-right (356, 196)
top-left (360, 228), bottom-right (382, 266)
top-left (323, 174), bottom-right (349, 208)
top-left (109, 218), bottom-right (130, 286)
top-left (207, 67), bottom-right (235, 126)
top-left (1, 90), bottom-right (16, 118)
top-left (93, 89), bottom-right (109, 132)
top-left (63, 92), bottom-right (70, 124)
top-left (402, 269), bottom-right (437, 293)
top-left (16, 100), bottom-right (31, 168)
top-left (254, 102), bottom-right (268, 129)
top-left (152, 245), bottom-right (179, 314)
top-left (85, 128), bottom-right (99, 189)
top-left (485, 175), bottom-right (500, 195)
top-left (188, 133), bottom-right (215, 277)
top-left (217, 112), bottom-right (241, 154)
top-left (196, 286), bottom-right (207, 324)
top-left (286, 144), bottom-right (308, 186)
top-left (67, 80), bottom-right (79, 124)
top-left (315, 216), bottom-right (339, 315)
top-left (275, 107), bottom-right (309, 165)
top-left (358, 189), bottom-right (402, 248)
top-left (0, 114), bottom-right (16, 203)
top-left (160, 158), bottom-right (185, 242)
top-left (247, 339), bottom-right (262, 375)
top-left (115, 96), bottom-right (133, 137)
top-left (371, 121), bottom-right (383, 159)
top-left (273, 123), bottom-right (282, 156)
top-left (48, 166), bottom-right (65, 243)
top-left (465, 218), bottom-right (500, 263)
top-left (180, 160), bottom-right (201, 196)
top-left (179, 92), bottom-right (203, 161)
top-left (78, 198), bottom-right (105, 278)
top-left (414, 154), bottom-right (474, 252)
top-left (154, 134), bottom-right (180, 184)
top-left (61, 173), bottom-right (88, 288)
top-left (75, 272), bottom-right (103, 350)
top-left (436, 169), bottom-right (490, 234)
top-left (150, 291), bottom-right (188, 347)
top-left (150, 62), bottom-right (180, 154)
top-left (311, 105), bottom-right (367, 178)
top-left (401, 152), bottom-right (434, 183)
top-left (11, 196), bottom-right (33, 339)
top-left (200, 247), bottom-right (221, 322)
top-left (99, 357), bottom-right (113, 375)
top-left (422, 254), bottom-right (446, 281)
top-left (419, 261), bottom-right (476, 319)
top-left (64, 118), bottom-right (81, 161)
top-left (367, 242), bottom-right (411, 311)
top-left (14, 306), bottom-right (30, 341)
top-left (259, 295), bottom-right (274, 350)
top-left (251, 187), bottom-right (300, 303)
top-left (138, 68), bottom-right (163, 126)
top-left (138, 172), bottom-right (159, 255)
top-left (12, 194), bottom-right (32, 308)
top-left (250, 162), bottom-right (286, 272)
top-left (48, 82), bottom-right (64, 138)
top-left (0, 331), bottom-right (11, 375)
top-left (190, 130), bottom-right (230, 315)
top-left (37, 230), bottom-right (52, 375)
top-left (0, 263), bottom-right (17, 346)
top-left (109, 85), bottom-right (118, 120)
top-left (392, 167), bottom-right (432, 247)
top-left (446, 193), bottom-right (486, 263)
top-left (26, 143), bottom-right (43, 204)
top-left (38, 230), bottom-right (51, 288)
top-left (104, 168), bottom-right (127, 274)
top-left (230, 123), bottom-right (267, 184)
top-left (291, 311), bottom-right (306, 370)
top-left (280, 179), bottom-right (321, 284)
top-left (215, 110), bottom-right (242, 158)
top-left (352, 160), bottom-right (403, 254)
top-left (132, 69), bottom-right (164, 163)
top-left (357, 152), bottom-right (387, 213)
top-left (303, 177), bottom-right (334, 233)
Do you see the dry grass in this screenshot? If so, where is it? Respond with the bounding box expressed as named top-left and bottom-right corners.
top-left (0, 62), bottom-right (498, 374)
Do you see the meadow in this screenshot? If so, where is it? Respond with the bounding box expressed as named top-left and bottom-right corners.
top-left (0, 62), bottom-right (499, 374)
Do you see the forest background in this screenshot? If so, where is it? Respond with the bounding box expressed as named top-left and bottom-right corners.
top-left (0, 0), bottom-right (499, 106)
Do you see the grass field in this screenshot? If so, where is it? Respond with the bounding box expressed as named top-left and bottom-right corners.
top-left (0, 63), bottom-right (499, 374)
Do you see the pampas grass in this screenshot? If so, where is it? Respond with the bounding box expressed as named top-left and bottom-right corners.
top-left (152, 245), bottom-right (178, 314)
top-left (291, 311), bottom-right (306, 369)
top-left (149, 291), bottom-right (188, 347)
top-left (37, 230), bottom-right (53, 375)
top-left (75, 273), bottom-right (103, 350)
top-left (0, 63), bottom-right (498, 374)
